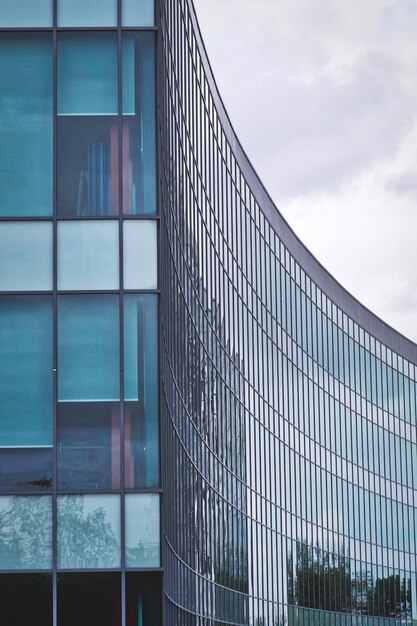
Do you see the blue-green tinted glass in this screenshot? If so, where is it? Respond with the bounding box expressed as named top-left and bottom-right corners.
top-left (0, 222), bottom-right (53, 291)
top-left (122, 33), bottom-right (156, 215)
top-left (122, 0), bottom-right (154, 26)
top-left (0, 496), bottom-right (52, 570)
top-left (58, 0), bottom-right (117, 26)
top-left (124, 295), bottom-right (159, 488)
top-left (0, 297), bottom-right (53, 448)
top-left (0, 34), bottom-right (53, 216)
top-left (58, 220), bottom-right (119, 290)
top-left (58, 295), bottom-right (120, 402)
top-left (57, 495), bottom-right (121, 569)
top-left (123, 221), bottom-right (158, 290)
top-left (58, 33), bottom-right (118, 115)
top-left (57, 402), bottom-right (120, 491)
top-left (125, 494), bottom-right (160, 568)
top-left (0, 0), bottom-right (52, 26)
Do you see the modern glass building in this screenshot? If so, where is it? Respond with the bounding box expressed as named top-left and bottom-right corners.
top-left (1, 0), bottom-right (417, 625)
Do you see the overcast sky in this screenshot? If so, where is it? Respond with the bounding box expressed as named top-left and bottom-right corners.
top-left (193, 0), bottom-right (417, 344)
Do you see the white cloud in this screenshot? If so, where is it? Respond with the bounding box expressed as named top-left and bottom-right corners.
top-left (193, 0), bottom-right (417, 343)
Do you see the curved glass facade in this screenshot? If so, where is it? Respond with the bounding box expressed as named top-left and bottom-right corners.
top-left (158, 0), bottom-right (417, 624)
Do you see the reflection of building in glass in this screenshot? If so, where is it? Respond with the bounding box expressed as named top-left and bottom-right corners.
top-left (1, 1), bottom-right (417, 625)
top-left (159, 1), bottom-right (417, 625)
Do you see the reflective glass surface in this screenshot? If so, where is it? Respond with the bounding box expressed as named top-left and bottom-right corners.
top-left (123, 220), bottom-right (158, 290)
top-left (126, 573), bottom-right (162, 626)
top-left (0, 496), bottom-right (52, 570)
top-left (0, 449), bottom-right (52, 493)
top-left (122, 0), bottom-right (154, 27)
top-left (122, 33), bottom-right (156, 215)
top-left (58, 0), bottom-right (117, 27)
top-left (0, 222), bottom-right (53, 292)
top-left (0, 574), bottom-right (52, 625)
top-left (0, 297), bottom-right (53, 448)
top-left (58, 220), bottom-right (119, 290)
top-left (58, 573), bottom-right (121, 626)
top-left (57, 495), bottom-right (121, 569)
top-left (0, 34), bottom-right (53, 217)
top-left (58, 295), bottom-right (120, 403)
top-left (124, 295), bottom-right (159, 488)
top-left (0, 0), bottom-right (52, 26)
top-left (58, 402), bottom-right (120, 491)
top-left (125, 494), bottom-right (160, 568)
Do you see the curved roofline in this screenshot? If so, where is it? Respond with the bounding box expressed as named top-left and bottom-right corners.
top-left (187, 0), bottom-right (417, 365)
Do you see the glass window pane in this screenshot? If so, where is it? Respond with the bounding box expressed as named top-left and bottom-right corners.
top-left (58, 295), bottom-right (120, 402)
top-left (124, 296), bottom-right (159, 488)
top-left (58, 573), bottom-right (121, 626)
top-left (58, 0), bottom-right (117, 27)
top-left (0, 296), bottom-right (53, 447)
top-left (0, 449), bottom-right (52, 493)
top-left (0, 34), bottom-right (53, 217)
top-left (0, 496), bottom-right (52, 570)
top-left (58, 402), bottom-right (120, 491)
top-left (126, 573), bottom-right (162, 626)
top-left (0, 222), bottom-right (53, 291)
top-left (0, 574), bottom-right (52, 625)
top-left (57, 495), bottom-right (121, 569)
top-left (125, 494), bottom-right (160, 568)
top-left (57, 116), bottom-right (119, 217)
top-left (58, 221), bottom-right (119, 290)
top-left (122, 0), bottom-right (154, 26)
top-left (122, 33), bottom-right (156, 215)
top-left (0, 0), bottom-right (52, 26)
top-left (123, 221), bottom-right (157, 289)
top-left (58, 33), bottom-right (118, 115)
top-left (57, 33), bottom-right (119, 216)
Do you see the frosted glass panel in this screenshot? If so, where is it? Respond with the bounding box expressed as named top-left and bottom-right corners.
top-left (0, 0), bottom-right (52, 27)
top-left (0, 297), bottom-right (53, 447)
top-left (58, 295), bottom-right (120, 402)
top-left (122, 0), bottom-right (154, 26)
top-left (0, 34), bottom-right (53, 216)
top-left (0, 222), bottom-right (52, 291)
top-left (58, 220), bottom-right (119, 290)
top-left (58, 33), bottom-right (118, 115)
top-left (0, 496), bottom-right (52, 570)
top-left (123, 221), bottom-right (157, 289)
top-left (57, 495), bottom-right (121, 569)
top-left (125, 494), bottom-right (160, 568)
top-left (58, 0), bottom-right (117, 26)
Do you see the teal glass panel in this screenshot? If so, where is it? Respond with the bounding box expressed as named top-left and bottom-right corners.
top-left (0, 222), bottom-right (53, 291)
top-left (123, 220), bottom-right (158, 290)
top-left (0, 0), bottom-right (52, 26)
top-left (58, 295), bottom-right (120, 402)
top-left (58, 402), bottom-right (120, 491)
top-left (0, 297), bottom-right (53, 447)
top-left (57, 116), bottom-right (119, 217)
top-left (58, 33), bottom-right (118, 115)
top-left (124, 295), bottom-right (158, 488)
top-left (58, 220), bottom-right (119, 290)
top-left (57, 495), bottom-right (121, 569)
top-left (122, 33), bottom-right (156, 215)
top-left (0, 496), bottom-right (52, 570)
top-left (0, 34), bottom-right (53, 216)
top-left (122, 0), bottom-right (154, 26)
top-left (58, 0), bottom-right (117, 26)
top-left (125, 494), bottom-right (160, 568)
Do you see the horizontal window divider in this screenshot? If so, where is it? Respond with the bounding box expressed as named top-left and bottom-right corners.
top-left (0, 569), bottom-right (53, 574)
top-left (0, 217), bottom-right (54, 222)
top-left (0, 291), bottom-right (54, 296)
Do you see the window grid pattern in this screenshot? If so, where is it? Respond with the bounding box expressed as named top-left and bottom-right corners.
top-left (0, 1), bottom-right (161, 624)
top-left (158, 0), bottom-right (417, 625)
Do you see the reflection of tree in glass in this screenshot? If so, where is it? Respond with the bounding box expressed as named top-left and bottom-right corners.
top-left (0, 496), bottom-right (52, 569)
top-left (288, 542), bottom-right (412, 619)
top-left (58, 496), bottom-right (119, 569)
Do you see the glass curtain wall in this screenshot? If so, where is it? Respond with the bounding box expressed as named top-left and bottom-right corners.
top-left (0, 2), bottom-right (160, 625)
